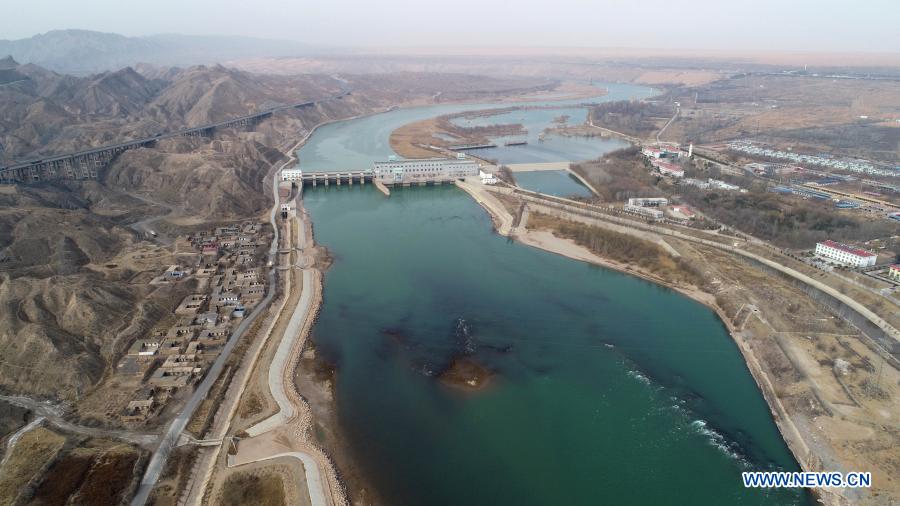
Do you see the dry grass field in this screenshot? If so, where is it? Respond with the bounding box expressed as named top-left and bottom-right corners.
top-left (0, 427), bottom-right (66, 505)
top-left (663, 75), bottom-right (900, 162)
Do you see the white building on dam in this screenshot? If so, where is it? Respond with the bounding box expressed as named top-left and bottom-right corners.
top-left (373, 155), bottom-right (480, 185)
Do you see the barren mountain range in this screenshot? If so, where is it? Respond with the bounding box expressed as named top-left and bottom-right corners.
top-left (0, 58), bottom-right (552, 410)
top-left (0, 29), bottom-right (332, 75)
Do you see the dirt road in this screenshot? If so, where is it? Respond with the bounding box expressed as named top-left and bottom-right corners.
top-left (0, 394), bottom-right (157, 447)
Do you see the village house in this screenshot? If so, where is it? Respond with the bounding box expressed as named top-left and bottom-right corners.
top-left (127, 339), bottom-right (161, 359)
top-left (161, 353), bottom-right (199, 370)
top-left (194, 312), bottom-right (218, 326)
top-left (213, 291), bottom-right (240, 307)
top-left (148, 367), bottom-right (196, 389)
top-left (122, 397), bottom-right (156, 422)
top-left (158, 338), bottom-right (186, 356)
top-left (198, 326), bottom-right (229, 345)
top-left (114, 219), bottom-right (270, 422)
top-left (185, 341), bottom-right (202, 355)
top-left (240, 283), bottom-right (266, 305)
top-left (175, 294), bottom-right (206, 315)
top-left (195, 267), bottom-right (215, 277)
top-left (165, 324), bottom-right (195, 340)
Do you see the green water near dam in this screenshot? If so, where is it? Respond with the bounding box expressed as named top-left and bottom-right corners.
top-left (302, 185), bottom-right (805, 505)
top-left (512, 169), bottom-right (593, 198)
top-left (296, 83), bottom-right (806, 504)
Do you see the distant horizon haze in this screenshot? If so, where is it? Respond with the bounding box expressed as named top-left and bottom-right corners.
top-left (3, 0), bottom-right (899, 54)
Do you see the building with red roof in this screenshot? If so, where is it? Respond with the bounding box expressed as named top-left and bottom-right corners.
top-left (889, 264), bottom-right (900, 281)
top-left (651, 159), bottom-right (684, 178)
top-left (814, 240), bottom-right (877, 267)
top-left (642, 147), bottom-right (664, 159)
top-left (668, 205), bottom-right (696, 220)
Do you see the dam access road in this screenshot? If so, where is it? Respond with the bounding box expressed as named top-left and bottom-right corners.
top-left (208, 180), bottom-right (344, 506)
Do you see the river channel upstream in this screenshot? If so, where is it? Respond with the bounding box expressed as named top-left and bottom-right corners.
top-left (295, 84), bottom-right (807, 505)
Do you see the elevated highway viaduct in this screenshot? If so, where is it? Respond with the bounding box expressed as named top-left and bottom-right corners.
top-left (0, 89), bottom-right (350, 183)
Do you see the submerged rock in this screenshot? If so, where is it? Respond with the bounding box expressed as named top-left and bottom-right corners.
top-left (438, 357), bottom-right (493, 390)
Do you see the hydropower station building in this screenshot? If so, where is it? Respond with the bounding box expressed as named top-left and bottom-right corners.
top-left (373, 156), bottom-right (480, 184)
top-left (278, 155), bottom-right (480, 188)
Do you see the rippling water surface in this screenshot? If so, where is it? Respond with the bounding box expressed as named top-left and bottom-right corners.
top-left (303, 184), bottom-right (806, 505)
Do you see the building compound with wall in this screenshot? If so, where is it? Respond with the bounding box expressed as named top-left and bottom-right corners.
top-left (814, 240), bottom-right (878, 268)
top-left (623, 198), bottom-right (667, 219)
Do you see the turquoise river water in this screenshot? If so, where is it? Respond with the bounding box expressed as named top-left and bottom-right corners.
top-left (296, 84), bottom-right (807, 505)
top-left (512, 170), bottom-right (594, 198)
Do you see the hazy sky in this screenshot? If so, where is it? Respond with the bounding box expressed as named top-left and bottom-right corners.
top-left (4, 0), bottom-right (899, 53)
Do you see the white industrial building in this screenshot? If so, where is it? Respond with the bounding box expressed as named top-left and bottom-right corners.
top-left (708, 179), bottom-right (741, 191)
top-left (624, 204), bottom-right (664, 219)
top-left (627, 197), bottom-right (668, 207)
top-left (373, 155), bottom-right (479, 184)
top-left (642, 144), bottom-right (683, 160)
top-left (814, 240), bottom-right (877, 267)
top-left (479, 170), bottom-right (498, 185)
top-left (281, 168), bottom-right (304, 181)
top-left (653, 160), bottom-right (685, 178)
top-left (681, 178), bottom-right (710, 189)
top-left (642, 147), bottom-right (666, 159)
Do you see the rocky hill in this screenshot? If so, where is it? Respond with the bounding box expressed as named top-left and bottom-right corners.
top-left (0, 182), bottom-right (166, 399)
top-left (0, 58), bottom-right (342, 162)
top-left (0, 61), bottom-right (346, 403)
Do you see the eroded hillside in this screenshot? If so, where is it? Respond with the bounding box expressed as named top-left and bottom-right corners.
top-left (0, 60), bottom-right (558, 412)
